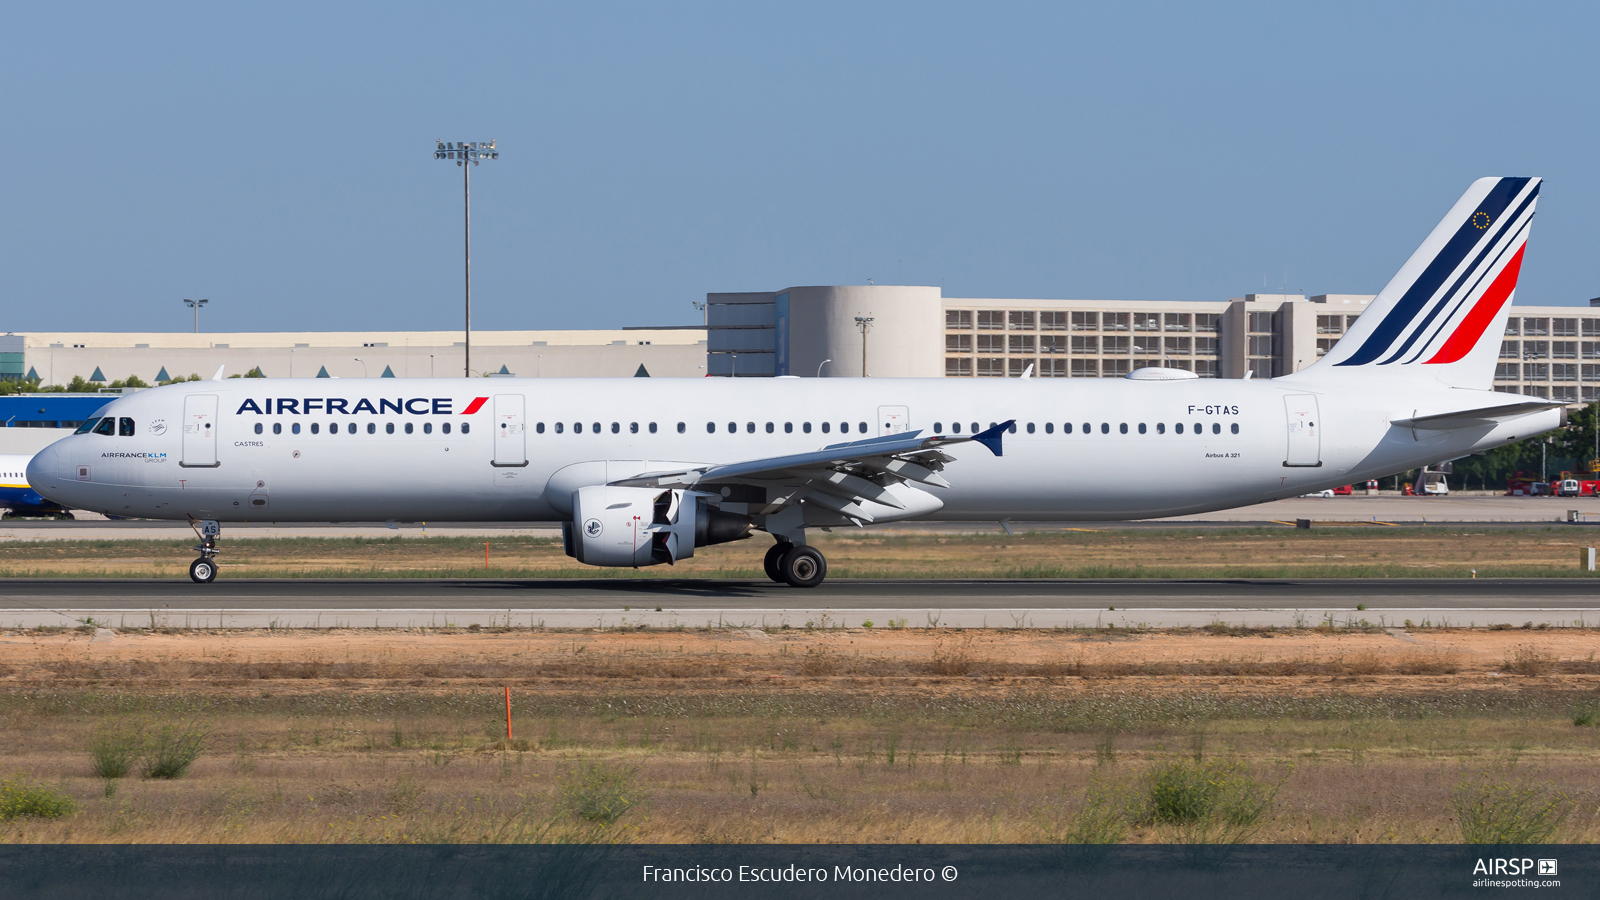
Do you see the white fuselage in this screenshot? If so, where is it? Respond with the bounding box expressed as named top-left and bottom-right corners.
top-left (26, 375), bottom-right (1551, 525)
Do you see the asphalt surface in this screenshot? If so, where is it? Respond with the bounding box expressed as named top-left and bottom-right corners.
top-left (2, 578), bottom-right (1597, 630)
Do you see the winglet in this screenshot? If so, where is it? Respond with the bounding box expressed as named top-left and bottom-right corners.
top-left (973, 419), bottom-right (1013, 457)
top-left (211, 365), bottom-right (226, 382)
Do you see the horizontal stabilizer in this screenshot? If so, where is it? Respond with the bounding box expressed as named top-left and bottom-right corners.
top-left (1391, 400), bottom-right (1564, 430)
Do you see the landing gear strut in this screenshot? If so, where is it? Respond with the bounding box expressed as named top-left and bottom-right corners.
top-left (189, 519), bottom-right (221, 584)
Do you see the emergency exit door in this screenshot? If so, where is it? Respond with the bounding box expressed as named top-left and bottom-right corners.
top-left (1283, 394), bottom-right (1322, 467)
top-left (180, 394), bottom-right (219, 468)
top-left (878, 406), bottom-right (910, 436)
top-left (492, 394), bottom-right (528, 467)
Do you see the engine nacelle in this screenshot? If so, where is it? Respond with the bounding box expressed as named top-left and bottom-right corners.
top-left (562, 485), bottom-right (753, 567)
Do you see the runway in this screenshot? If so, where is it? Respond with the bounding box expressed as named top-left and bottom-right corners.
top-left (2, 578), bottom-right (1597, 630)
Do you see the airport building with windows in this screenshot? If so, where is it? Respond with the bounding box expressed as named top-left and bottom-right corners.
top-left (706, 285), bottom-right (1600, 400)
top-left (5, 286), bottom-right (1600, 414)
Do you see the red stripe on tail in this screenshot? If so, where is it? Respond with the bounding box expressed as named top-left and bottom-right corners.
top-left (461, 397), bottom-right (489, 415)
top-left (1425, 244), bottom-right (1527, 365)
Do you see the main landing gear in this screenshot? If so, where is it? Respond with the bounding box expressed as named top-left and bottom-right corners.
top-left (188, 519), bottom-right (221, 584)
top-left (763, 540), bottom-right (828, 588)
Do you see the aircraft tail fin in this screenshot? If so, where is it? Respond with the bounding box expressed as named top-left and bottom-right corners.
top-left (1299, 177), bottom-right (1539, 389)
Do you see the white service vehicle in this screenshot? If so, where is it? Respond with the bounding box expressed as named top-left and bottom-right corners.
top-left (28, 178), bottom-right (1560, 586)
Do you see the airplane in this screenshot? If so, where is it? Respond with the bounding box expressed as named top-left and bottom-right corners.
top-left (28, 177), bottom-right (1559, 586)
top-left (0, 453), bottom-right (74, 519)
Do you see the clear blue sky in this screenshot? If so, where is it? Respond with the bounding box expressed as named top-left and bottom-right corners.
top-left (3, 1), bottom-right (1597, 334)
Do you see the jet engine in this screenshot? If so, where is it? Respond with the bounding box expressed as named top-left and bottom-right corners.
top-left (562, 485), bottom-right (753, 567)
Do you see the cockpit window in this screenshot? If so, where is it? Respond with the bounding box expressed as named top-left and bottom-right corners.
top-left (119, 417), bottom-right (135, 437)
top-left (75, 418), bottom-right (101, 434)
top-left (93, 417), bottom-right (117, 437)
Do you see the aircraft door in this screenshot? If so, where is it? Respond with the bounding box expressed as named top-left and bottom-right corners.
top-left (180, 394), bottom-right (220, 468)
top-left (878, 406), bottom-right (910, 436)
top-left (493, 394), bottom-right (528, 467)
top-left (1283, 394), bottom-right (1322, 467)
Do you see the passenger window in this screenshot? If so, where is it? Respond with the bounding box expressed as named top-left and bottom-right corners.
top-left (254, 423), bottom-right (263, 435)
top-left (1080, 423), bottom-right (1089, 434)
top-left (120, 417), bottom-right (135, 436)
top-left (405, 422), bottom-right (414, 434)
top-left (293, 423), bottom-right (302, 435)
top-left (1231, 423), bottom-right (1239, 434)
top-left (971, 422), bottom-right (979, 433)
top-left (611, 422), bottom-right (620, 434)
top-left (554, 422), bottom-right (562, 433)
top-left (706, 422), bottom-right (715, 433)
top-left (461, 423), bottom-right (469, 434)
top-left (951, 422), bottom-right (961, 433)
top-left (1138, 423), bottom-right (1146, 434)
top-left (859, 422), bottom-right (868, 433)
top-left (1120, 423), bottom-right (1129, 434)
top-left (387, 423), bottom-right (395, 434)
top-left (93, 417), bottom-right (116, 436)
top-left (367, 423), bottom-right (376, 435)
top-left (934, 422), bottom-right (943, 433)
top-left (535, 422), bottom-right (543, 434)
top-left (310, 423), bottom-right (320, 435)
top-left (784, 422), bottom-right (792, 433)
top-left (747, 422), bottom-right (755, 433)
top-left (1006, 423), bottom-right (1015, 434)
top-left (765, 422), bottom-right (774, 433)
top-left (1193, 422), bottom-right (1201, 434)
top-left (1026, 423), bottom-right (1035, 434)
top-left (1100, 423), bottom-right (1109, 434)
top-left (629, 422), bottom-right (638, 434)
top-left (803, 422), bottom-right (812, 433)
top-left (592, 422), bottom-right (600, 433)
top-left (840, 422), bottom-right (848, 434)
top-left (1156, 423), bottom-right (1165, 434)
top-left (274, 423), bottom-right (283, 435)
top-left (1212, 422), bottom-right (1221, 434)
top-left (442, 422), bottom-right (452, 434)
top-left (728, 422), bottom-right (736, 434)
top-left (424, 423), bottom-right (433, 434)
top-left (821, 422), bottom-right (831, 433)
top-left (75, 418), bottom-right (100, 435)
top-left (575, 422), bottom-right (584, 434)
top-left (648, 423), bottom-right (657, 433)
top-left (1175, 423), bottom-right (1184, 434)
top-left (1045, 423), bottom-right (1054, 434)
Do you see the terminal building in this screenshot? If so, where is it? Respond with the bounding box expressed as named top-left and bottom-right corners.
top-left (707, 285), bottom-right (1600, 401)
top-left (5, 285), bottom-right (1600, 431)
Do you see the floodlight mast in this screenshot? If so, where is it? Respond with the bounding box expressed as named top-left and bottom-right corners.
top-left (184, 298), bottom-right (209, 334)
top-left (434, 140), bottom-right (499, 377)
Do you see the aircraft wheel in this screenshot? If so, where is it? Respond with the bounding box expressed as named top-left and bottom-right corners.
top-left (763, 542), bottom-right (791, 583)
top-left (779, 545), bottom-right (827, 588)
top-left (58, 512), bottom-right (75, 521)
top-left (189, 557), bottom-right (218, 584)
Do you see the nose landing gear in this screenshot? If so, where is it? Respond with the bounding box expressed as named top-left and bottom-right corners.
top-left (188, 519), bottom-right (221, 584)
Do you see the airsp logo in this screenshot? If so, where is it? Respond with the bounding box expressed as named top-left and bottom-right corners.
top-left (584, 519), bottom-right (603, 538)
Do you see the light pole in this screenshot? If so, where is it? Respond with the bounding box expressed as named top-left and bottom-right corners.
top-left (854, 316), bottom-right (874, 376)
top-left (289, 348), bottom-right (295, 378)
top-left (354, 358), bottom-right (368, 378)
top-left (429, 354), bottom-right (435, 378)
top-left (435, 139), bottom-right (499, 377)
top-left (692, 301), bottom-right (707, 328)
top-left (184, 298), bottom-right (209, 333)
top-left (817, 358), bottom-right (832, 378)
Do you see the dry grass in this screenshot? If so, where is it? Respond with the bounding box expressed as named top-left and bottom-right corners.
top-left (7, 525), bottom-right (1600, 579)
top-left (3, 628), bottom-right (1600, 843)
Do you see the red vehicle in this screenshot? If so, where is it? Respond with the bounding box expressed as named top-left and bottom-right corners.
top-left (1332, 484), bottom-right (1354, 495)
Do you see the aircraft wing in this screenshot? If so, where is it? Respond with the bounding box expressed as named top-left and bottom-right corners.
top-left (1391, 400), bottom-right (1565, 430)
top-left (610, 420), bottom-right (1014, 523)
